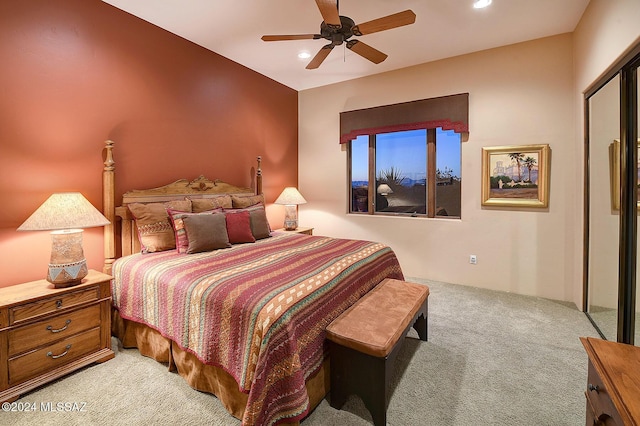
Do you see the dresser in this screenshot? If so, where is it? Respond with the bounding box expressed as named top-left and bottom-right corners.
top-left (0, 270), bottom-right (114, 402)
top-left (580, 337), bottom-right (640, 425)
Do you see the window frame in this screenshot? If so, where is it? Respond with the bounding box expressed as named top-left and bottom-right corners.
top-left (348, 127), bottom-right (460, 218)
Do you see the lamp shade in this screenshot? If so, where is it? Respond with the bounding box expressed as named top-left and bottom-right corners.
top-left (274, 187), bottom-right (307, 205)
top-left (17, 192), bottom-right (110, 231)
top-left (17, 193), bottom-right (110, 287)
top-left (377, 184), bottom-right (393, 195)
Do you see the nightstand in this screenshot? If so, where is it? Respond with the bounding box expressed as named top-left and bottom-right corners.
top-left (0, 270), bottom-right (115, 403)
top-left (275, 227), bottom-right (314, 235)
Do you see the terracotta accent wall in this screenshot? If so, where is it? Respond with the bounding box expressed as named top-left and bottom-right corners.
top-left (0, 0), bottom-right (298, 287)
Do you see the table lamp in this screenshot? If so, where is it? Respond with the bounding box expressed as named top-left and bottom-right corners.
top-left (377, 183), bottom-right (393, 196)
top-left (17, 192), bottom-right (110, 287)
top-left (274, 187), bottom-right (307, 231)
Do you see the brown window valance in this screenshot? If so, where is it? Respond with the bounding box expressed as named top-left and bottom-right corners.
top-left (339, 93), bottom-right (469, 144)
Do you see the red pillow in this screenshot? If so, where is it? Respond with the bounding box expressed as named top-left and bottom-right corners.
top-left (225, 210), bottom-right (256, 244)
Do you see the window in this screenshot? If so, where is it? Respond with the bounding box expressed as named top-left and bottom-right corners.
top-left (341, 93), bottom-right (468, 218)
top-left (349, 127), bottom-right (461, 218)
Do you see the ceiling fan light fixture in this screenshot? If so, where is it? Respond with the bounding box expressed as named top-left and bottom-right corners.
top-left (473, 0), bottom-right (492, 9)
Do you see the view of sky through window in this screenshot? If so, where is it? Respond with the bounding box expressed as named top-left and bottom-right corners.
top-left (437, 128), bottom-right (461, 180)
top-left (351, 128), bottom-right (461, 185)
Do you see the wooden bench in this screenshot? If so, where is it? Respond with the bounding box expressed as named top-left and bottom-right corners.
top-left (325, 278), bottom-right (429, 426)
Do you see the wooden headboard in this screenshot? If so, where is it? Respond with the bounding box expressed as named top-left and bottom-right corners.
top-left (101, 140), bottom-right (262, 275)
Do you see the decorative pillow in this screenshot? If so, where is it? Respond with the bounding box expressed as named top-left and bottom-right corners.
top-left (128, 200), bottom-right (191, 253)
top-left (190, 195), bottom-right (232, 212)
top-left (231, 194), bottom-right (265, 209)
top-left (182, 213), bottom-right (231, 254)
top-left (225, 210), bottom-right (255, 244)
top-left (225, 204), bottom-right (271, 240)
top-left (168, 209), bottom-right (222, 253)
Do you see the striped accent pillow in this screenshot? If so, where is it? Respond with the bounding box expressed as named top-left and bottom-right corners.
top-left (129, 200), bottom-right (191, 253)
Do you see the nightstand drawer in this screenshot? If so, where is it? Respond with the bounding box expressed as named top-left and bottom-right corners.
top-left (10, 286), bottom-right (100, 324)
top-left (9, 327), bottom-right (101, 385)
top-left (8, 304), bottom-right (101, 356)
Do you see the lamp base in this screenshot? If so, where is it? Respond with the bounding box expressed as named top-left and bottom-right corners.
top-left (47, 229), bottom-right (88, 287)
top-left (283, 205), bottom-right (298, 231)
top-left (47, 259), bottom-right (88, 287)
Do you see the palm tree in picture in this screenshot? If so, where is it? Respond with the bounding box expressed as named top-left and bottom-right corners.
top-left (508, 153), bottom-right (525, 182)
top-left (523, 156), bottom-right (537, 183)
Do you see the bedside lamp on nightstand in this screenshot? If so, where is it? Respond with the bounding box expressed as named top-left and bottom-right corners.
top-left (17, 192), bottom-right (110, 287)
top-left (275, 187), bottom-right (307, 231)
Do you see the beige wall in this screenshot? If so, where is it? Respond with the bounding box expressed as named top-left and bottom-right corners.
top-left (574, 0), bottom-right (640, 92)
top-left (297, 0), bottom-right (640, 307)
top-left (299, 34), bottom-right (576, 302)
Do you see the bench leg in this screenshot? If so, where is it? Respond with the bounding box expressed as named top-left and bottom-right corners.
top-left (330, 343), bottom-right (388, 426)
top-left (329, 343), bottom-right (348, 410)
top-left (360, 355), bottom-right (388, 426)
top-left (330, 342), bottom-right (355, 411)
top-left (412, 298), bottom-right (428, 341)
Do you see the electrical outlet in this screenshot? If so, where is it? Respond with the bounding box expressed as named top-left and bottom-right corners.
top-left (469, 255), bottom-right (477, 265)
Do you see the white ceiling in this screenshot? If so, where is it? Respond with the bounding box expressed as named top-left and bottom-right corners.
top-left (102, 0), bottom-right (590, 91)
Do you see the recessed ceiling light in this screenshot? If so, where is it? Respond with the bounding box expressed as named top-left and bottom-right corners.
top-left (298, 51), bottom-right (311, 59)
top-left (473, 0), bottom-right (492, 9)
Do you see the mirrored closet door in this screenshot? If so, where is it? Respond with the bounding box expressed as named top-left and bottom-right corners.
top-left (584, 45), bottom-right (640, 345)
top-left (586, 75), bottom-right (620, 341)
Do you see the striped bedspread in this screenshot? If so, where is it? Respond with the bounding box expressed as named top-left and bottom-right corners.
top-left (112, 232), bottom-right (403, 426)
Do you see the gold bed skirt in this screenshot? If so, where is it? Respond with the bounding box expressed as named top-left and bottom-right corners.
top-left (111, 308), bottom-right (329, 424)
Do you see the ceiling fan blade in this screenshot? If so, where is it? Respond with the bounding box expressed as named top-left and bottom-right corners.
top-left (346, 40), bottom-right (388, 64)
top-left (352, 10), bottom-right (416, 36)
top-left (315, 0), bottom-right (341, 27)
top-left (306, 45), bottom-right (334, 69)
top-left (261, 34), bottom-right (320, 41)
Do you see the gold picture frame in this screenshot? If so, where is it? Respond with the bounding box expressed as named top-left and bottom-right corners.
top-left (610, 139), bottom-right (640, 210)
top-left (481, 144), bottom-right (550, 208)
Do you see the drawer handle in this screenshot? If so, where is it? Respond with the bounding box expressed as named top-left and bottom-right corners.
top-left (56, 300), bottom-right (63, 309)
top-left (588, 384), bottom-right (600, 394)
top-left (47, 344), bottom-right (72, 360)
top-left (46, 319), bottom-right (71, 333)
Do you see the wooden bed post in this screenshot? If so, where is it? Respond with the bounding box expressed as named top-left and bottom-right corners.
top-left (256, 156), bottom-right (262, 195)
top-left (103, 140), bottom-right (115, 275)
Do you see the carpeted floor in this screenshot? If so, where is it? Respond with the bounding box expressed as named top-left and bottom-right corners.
top-left (5, 279), bottom-right (600, 426)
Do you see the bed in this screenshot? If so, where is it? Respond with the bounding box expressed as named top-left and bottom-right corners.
top-left (101, 141), bottom-right (404, 425)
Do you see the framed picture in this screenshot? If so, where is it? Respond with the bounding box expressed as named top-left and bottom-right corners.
top-left (481, 144), bottom-right (550, 208)
top-left (610, 139), bottom-right (640, 210)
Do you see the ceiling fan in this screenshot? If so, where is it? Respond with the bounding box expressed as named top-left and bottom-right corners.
top-left (261, 0), bottom-right (416, 69)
